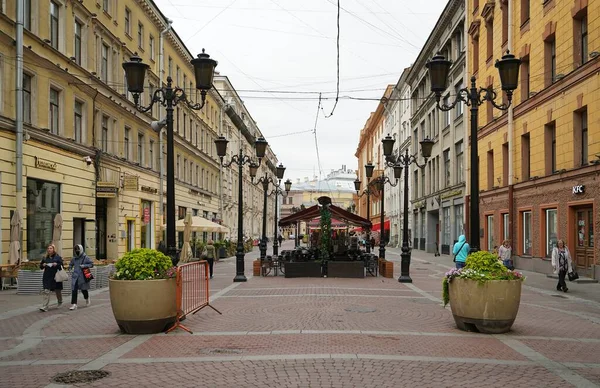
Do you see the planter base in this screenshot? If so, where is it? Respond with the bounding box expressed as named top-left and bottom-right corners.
top-left (452, 315), bottom-right (515, 334)
top-left (116, 317), bottom-right (177, 335)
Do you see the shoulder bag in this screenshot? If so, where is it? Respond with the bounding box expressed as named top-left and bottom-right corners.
top-left (453, 241), bottom-right (467, 263)
top-left (54, 266), bottom-right (69, 282)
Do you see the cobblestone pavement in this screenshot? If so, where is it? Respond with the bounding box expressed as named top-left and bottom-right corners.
top-left (0, 242), bottom-right (599, 387)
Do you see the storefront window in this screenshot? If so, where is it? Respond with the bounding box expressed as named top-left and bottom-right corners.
top-left (454, 205), bottom-right (463, 241)
top-left (140, 201), bottom-right (153, 249)
top-left (487, 215), bottom-right (494, 251)
top-left (503, 213), bottom-right (509, 241)
top-left (545, 209), bottom-right (557, 257)
top-left (523, 211), bottom-right (532, 255)
top-left (589, 212), bottom-right (594, 247)
top-left (443, 207), bottom-right (450, 245)
top-left (27, 179), bottom-right (60, 260)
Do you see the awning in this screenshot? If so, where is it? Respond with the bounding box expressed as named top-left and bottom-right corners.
top-left (371, 220), bottom-right (390, 232)
top-left (163, 216), bottom-right (229, 233)
top-left (279, 203), bottom-right (371, 228)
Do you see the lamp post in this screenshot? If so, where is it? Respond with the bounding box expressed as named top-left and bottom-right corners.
top-left (251, 163), bottom-right (288, 259)
top-left (357, 162), bottom-right (401, 259)
top-left (354, 164), bottom-right (376, 253)
top-left (272, 178), bottom-right (292, 257)
top-left (122, 50), bottom-right (217, 262)
top-left (214, 135), bottom-right (268, 282)
top-left (381, 134), bottom-right (434, 283)
top-left (427, 51), bottom-right (520, 253)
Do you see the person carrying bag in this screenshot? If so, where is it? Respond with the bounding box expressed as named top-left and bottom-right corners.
top-left (452, 235), bottom-right (470, 269)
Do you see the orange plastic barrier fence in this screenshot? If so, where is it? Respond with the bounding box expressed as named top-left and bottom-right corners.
top-left (166, 260), bottom-right (221, 334)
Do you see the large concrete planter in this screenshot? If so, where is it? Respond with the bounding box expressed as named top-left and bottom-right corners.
top-left (448, 278), bottom-right (522, 334)
top-left (109, 278), bottom-right (177, 334)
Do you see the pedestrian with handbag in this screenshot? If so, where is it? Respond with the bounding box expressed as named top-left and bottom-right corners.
top-left (498, 239), bottom-right (513, 270)
top-left (68, 244), bottom-right (94, 310)
top-left (551, 239), bottom-right (574, 293)
top-left (205, 240), bottom-right (216, 279)
top-left (452, 235), bottom-right (470, 269)
top-left (39, 244), bottom-right (64, 312)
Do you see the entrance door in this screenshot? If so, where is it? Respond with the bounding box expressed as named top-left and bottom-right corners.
top-left (126, 220), bottom-right (135, 252)
top-left (96, 199), bottom-right (107, 260)
top-left (73, 218), bottom-right (85, 248)
top-left (575, 208), bottom-right (594, 269)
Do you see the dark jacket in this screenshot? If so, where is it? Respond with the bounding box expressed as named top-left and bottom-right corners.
top-left (69, 245), bottom-right (94, 291)
top-left (40, 254), bottom-right (64, 291)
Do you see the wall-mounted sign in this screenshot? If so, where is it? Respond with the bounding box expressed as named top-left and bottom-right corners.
top-left (140, 185), bottom-right (158, 194)
top-left (35, 157), bottom-right (57, 171)
top-left (189, 189), bottom-right (201, 196)
top-left (96, 182), bottom-right (118, 198)
top-left (572, 185), bottom-right (585, 195)
top-left (123, 176), bottom-right (139, 191)
top-left (143, 207), bottom-right (151, 224)
top-left (441, 189), bottom-right (462, 200)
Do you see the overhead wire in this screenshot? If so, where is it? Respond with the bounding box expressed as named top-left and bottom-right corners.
top-left (323, 0), bottom-right (341, 118)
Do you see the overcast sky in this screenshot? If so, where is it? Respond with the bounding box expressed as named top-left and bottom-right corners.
top-left (153, 0), bottom-right (448, 183)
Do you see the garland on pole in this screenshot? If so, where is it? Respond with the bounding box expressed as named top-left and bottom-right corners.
top-left (319, 205), bottom-right (332, 261)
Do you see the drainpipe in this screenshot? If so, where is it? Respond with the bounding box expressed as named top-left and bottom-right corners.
top-left (507, 0), bottom-right (515, 245)
top-left (158, 19), bottom-right (173, 227)
top-left (219, 105), bottom-right (224, 227)
top-left (15, 0), bottom-right (24, 215)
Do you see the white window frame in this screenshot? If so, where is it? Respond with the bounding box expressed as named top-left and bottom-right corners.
top-left (149, 140), bottom-right (154, 170)
top-left (138, 22), bottom-right (144, 50)
top-left (149, 35), bottom-right (155, 61)
top-left (503, 213), bottom-right (509, 241)
top-left (73, 99), bottom-right (84, 143)
top-left (125, 8), bottom-right (132, 36)
top-left (100, 43), bottom-right (110, 83)
top-left (49, 0), bottom-right (65, 52)
top-left (545, 209), bottom-right (558, 258)
top-left (523, 211), bottom-right (532, 256)
top-left (486, 215), bottom-right (494, 251)
top-left (101, 115), bottom-right (109, 153)
top-left (49, 86), bottom-right (62, 135)
top-left (124, 127), bottom-right (131, 160)
top-left (137, 132), bottom-right (144, 165)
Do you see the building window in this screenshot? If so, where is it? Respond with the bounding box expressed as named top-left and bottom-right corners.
top-left (501, 2), bottom-right (508, 45)
top-left (486, 19), bottom-right (493, 62)
top-left (50, 1), bottom-right (59, 50)
top-left (455, 29), bottom-right (463, 58)
top-left (414, 171), bottom-right (418, 199)
top-left (580, 109), bottom-right (588, 166)
top-left (168, 57), bottom-right (173, 78)
top-left (472, 36), bottom-right (479, 73)
top-left (183, 113), bottom-right (187, 139)
top-left (545, 209), bottom-right (558, 257)
top-left (520, 57), bottom-right (530, 101)
top-left (545, 121), bottom-right (556, 175)
top-left (487, 215), bottom-right (494, 251)
top-left (502, 143), bottom-right (509, 186)
top-left (443, 207), bottom-right (451, 246)
top-left (26, 179), bottom-right (61, 261)
top-left (101, 43), bottom-right (109, 83)
top-left (522, 211), bottom-right (532, 255)
top-left (521, 133), bottom-right (530, 180)
top-left (103, 0), bottom-right (109, 13)
top-left (178, 206), bottom-right (187, 220)
top-left (455, 141), bottom-right (463, 184)
top-left (176, 66), bottom-right (180, 85)
top-left (23, 74), bottom-right (32, 124)
top-left (138, 23), bottom-right (144, 49)
top-left (455, 205), bottom-right (463, 240)
top-left (49, 88), bottom-right (60, 135)
top-left (141, 201), bottom-right (153, 249)
top-left (521, 0), bottom-right (530, 26)
top-left (101, 116), bottom-right (109, 152)
top-left (74, 20), bottom-right (83, 65)
top-left (125, 8), bottom-right (131, 35)
top-left (149, 140), bottom-right (154, 169)
top-left (74, 100), bottom-right (83, 143)
top-left (442, 95), bottom-right (450, 127)
top-left (487, 150), bottom-right (494, 190)
top-left (137, 133), bottom-right (144, 165)
top-left (455, 83), bottom-right (463, 117)
top-left (502, 213), bottom-right (509, 241)
top-left (545, 38), bottom-right (556, 87)
top-left (443, 149), bottom-right (450, 188)
top-left (176, 155), bottom-right (180, 179)
top-left (195, 165), bottom-right (199, 186)
top-left (149, 35), bottom-right (155, 61)
top-left (124, 127), bottom-right (130, 160)
top-left (574, 11), bottom-right (588, 66)
top-left (183, 159), bottom-right (187, 182)
top-left (421, 169), bottom-right (425, 198)
top-left (24, 0), bottom-right (32, 30)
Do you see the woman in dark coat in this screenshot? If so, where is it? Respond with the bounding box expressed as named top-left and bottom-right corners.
top-left (69, 244), bottom-right (94, 310)
top-left (39, 243), bottom-right (63, 312)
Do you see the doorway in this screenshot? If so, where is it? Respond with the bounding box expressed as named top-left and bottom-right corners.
top-left (126, 220), bottom-right (135, 252)
top-left (574, 207), bottom-right (594, 270)
top-left (73, 218), bottom-right (85, 248)
top-left (96, 198), bottom-right (107, 260)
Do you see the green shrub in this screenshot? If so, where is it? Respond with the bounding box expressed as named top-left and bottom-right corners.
top-left (113, 248), bottom-right (174, 280)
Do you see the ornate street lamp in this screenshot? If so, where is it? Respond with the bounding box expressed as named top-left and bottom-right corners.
top-left (251, 163), bottom-right (289, 260)
top-left (382, 133), bottom-right (433, 283)
top-left (215, 135), bottom-right (268, 282)
top-left (426, 51), bottom-right (520, 253)
top-left (355, 172), bottom-right (375, 254)
top-left (123, 50), bottom-right (217, 262)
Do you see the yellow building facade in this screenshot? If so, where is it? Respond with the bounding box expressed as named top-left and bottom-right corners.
top-left (467, 0), bottom-right (599, 277)
top-left (0, 1), bottom-right (276, 264)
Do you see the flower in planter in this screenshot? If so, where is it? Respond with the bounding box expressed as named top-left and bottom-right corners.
top-left (442, 251), bottom-right (525, 307)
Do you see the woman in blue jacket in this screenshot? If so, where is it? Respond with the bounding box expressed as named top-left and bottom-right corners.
top-left (69, 244), bottom-right (94, 310)
top-left (452, 235), bottom-right (470, 269)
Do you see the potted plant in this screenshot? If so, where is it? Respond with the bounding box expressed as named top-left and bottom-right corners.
top-left (109, 248), bottom-right (177, 334)
top-left (215, 241), bottom-right (227, 259)
top-left (442, 251), bottom-right (525, 334)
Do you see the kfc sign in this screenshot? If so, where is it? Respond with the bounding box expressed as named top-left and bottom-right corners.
top-left (572, 185), bottom-right (585, 195)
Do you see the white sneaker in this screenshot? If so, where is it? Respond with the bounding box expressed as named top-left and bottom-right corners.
top-left (39, 307), bottom-right (48, 312)
top-left (69, 304), bottom-right (78, 310)
top-left (86, 297), bottom-right (91, 306)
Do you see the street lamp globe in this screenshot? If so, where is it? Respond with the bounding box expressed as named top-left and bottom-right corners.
top-left (190, 49), bottom-right (218, 91)
top-left (353, 178), bottom-right (361, 192)
top-left (425, 54), bottom-right (452, 95)
top-left (249, 163), bottom-right (259, 179)
top-left (276, 163), bottom-right (286, 180)
top-left (214, 136), bottom-right (229, 159)
top-left (122, 55), bottom-right (149, 94)
top-left (393, 164), bottom-right (403, 180)
top-left (365, 163), bottom-right (375, 179)
top-left (420, 138), bottom-right (435, 159)
top-left (284, 179), bottom-right (292, 192)
top-left (254, 137), bottom-right (268, 160)
top-left (495, 51), bottom-right (521, 92)
top-left (382, 134), bottom-right (396, 158)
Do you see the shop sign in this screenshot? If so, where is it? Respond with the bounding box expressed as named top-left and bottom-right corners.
top-left (189, 189), bottom-right (200, 196)
top-left (96, 182), bottom-right (118, 198)
top-left (143, 207), bottom-right (151, 224)
top-left (141, 185), bottom-right (158, 194)
top-left (572, 185), bottom-right (585, 195)
top-left (34, 157), bottom-right (57, 171)
top-left (123, 176), bottom-right (139, 191)
top-left (441, 189), bottom-right (462, 200)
